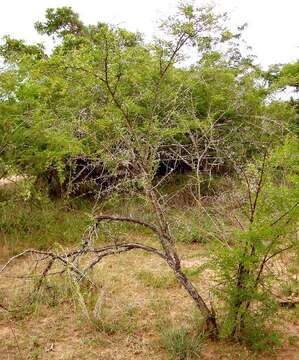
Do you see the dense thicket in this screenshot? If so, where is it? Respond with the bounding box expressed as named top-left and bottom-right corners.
top-left (0, 6), bottom-right (297, 196)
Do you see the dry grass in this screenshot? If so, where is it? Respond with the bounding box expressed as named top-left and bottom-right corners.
top-left (1, 241), bottom-right (299, 360)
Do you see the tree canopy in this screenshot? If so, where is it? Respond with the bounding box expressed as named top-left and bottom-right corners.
top-left (0, 5), bottom-right (297, 195)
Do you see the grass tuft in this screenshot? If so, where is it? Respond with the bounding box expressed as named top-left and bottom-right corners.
top-left (161, 327), bottom-right (203, 360)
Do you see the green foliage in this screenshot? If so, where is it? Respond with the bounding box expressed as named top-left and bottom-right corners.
top-left (0, 185), bottom-right (91, 254)
top-left (1, 3), bottom-right (294, 197)
top-left (239, 318), bottom-right (282, 352)
top-left (171, 210), bottom-right (213, 244)
top-left (211, 137), bottom-right (299, 340)
top-left (0, 36), bottom-right (45, 63)
top-left (34, 7), bottom-right (84, 38)
top-left (270, 60), bottom-right (299, 90)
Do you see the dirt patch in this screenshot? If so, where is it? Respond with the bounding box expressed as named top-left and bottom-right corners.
top-left (0, 176), bottom-right (24, 187)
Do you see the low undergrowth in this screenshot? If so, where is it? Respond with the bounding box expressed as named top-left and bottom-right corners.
top-left (2, 251), bottom-right (299, 359)
top-left (1, 174), bottom-right (299, 358)
top-left (0, 185), bottom-right (91, 254)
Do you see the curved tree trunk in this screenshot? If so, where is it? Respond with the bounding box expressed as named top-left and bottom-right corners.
top-left (173, 267), bottom-right (219, 340)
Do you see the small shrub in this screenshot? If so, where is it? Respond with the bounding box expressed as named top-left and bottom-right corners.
top-left (240, 318), bottom-right (282, 352)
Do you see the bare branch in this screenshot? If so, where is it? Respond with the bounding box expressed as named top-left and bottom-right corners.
top-left (82, 242), bottom-right (167, 274)
top-left (94, 214), bottom-right (162, 238)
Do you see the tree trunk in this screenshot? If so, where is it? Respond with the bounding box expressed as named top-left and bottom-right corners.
top-left (174, 268), bottom-right (219, 340)
top-left (231, 263), bottom-right (249, 339)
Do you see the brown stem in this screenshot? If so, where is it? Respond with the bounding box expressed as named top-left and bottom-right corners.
top-left (174, 268), bottom-right (218, 339)
top-left (231, 262), bottom-right (248, 338)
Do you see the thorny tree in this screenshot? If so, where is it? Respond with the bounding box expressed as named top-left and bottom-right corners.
top-left (1, 3), bottom-right (231, 339)
top-left (1, 2), bottom-right (299, 342)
